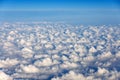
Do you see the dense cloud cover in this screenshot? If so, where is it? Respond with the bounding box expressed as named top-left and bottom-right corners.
top-left (0, 22), bottom-right (120, 80)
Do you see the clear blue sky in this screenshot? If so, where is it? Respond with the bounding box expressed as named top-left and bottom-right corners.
top-left (0, 0), bottom-right (120, 11)
top-left (0, 0), bottom-right (120, 25)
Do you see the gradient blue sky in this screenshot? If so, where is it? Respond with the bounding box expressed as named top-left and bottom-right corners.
top-left (0, 0), bottom-right (120, 11)
top-left (0, 0), bottom-right (120, 25)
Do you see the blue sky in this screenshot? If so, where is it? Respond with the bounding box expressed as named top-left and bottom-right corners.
top-left (0, 0), bottom-right (120, 11)
top-left (0, 0), bottom-right (120, 25)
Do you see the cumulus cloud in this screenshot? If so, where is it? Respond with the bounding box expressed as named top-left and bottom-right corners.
top-left (98, 51), bottom-right (113, 60)
top-left (21, 47), bottom-right (34, 58)
top-left (3, 41), bottom-right (15, 49)
top-left (34, 57), bottom-right (59, 67)
top-left (52, 71), bottom-right (94, 80)
top-left (115, 51), bottom-right (120, 58)
top-left (0, 58), bottom-right (19, 68)
top-left (96, 67), bottom-right (109, 76)
top-left (74, 44), bottom-right (87, 53)
top-left (0, 22), bottom-right (119, 80)
top-left (60, 61), bottom-right (78, 69)
top-left (83, 55), bottom-right (95, 62)
top-left (0, 71), bottom-right (13, 80)
top-left (20, 64), bottom-right (40, 73)
top-left (45, 43), bottom-right (54, 49)
top-left (89, 46), bottom-right (97, 53)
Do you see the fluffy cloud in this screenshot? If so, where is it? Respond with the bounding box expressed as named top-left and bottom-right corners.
top-left (98, 51), bottom-right (113, 60)
top-left (0, 58), bottom-right (19, 68)
top-left (21, 47), bottom-right (34, 58)
top-left (60, 61), bottom-right (78, 69)
top-left (96, 67), bottom-right (109, 76)
top-left (89, 46), bottom-right (97, 53)
top-left (0, 22), bottom-right (119, 80)
top-left (52, 71), bottom-right (94, 80)
top-left (20, 64), bottom-right (40, 73)
top-left (115, 51), bottom-right (120, 58)
top-left (34, 57), bottom-right (59, 67)
top-left (3, 41), bottom-right (15, 49)
top-left (0, 71), bottom-right (13, 80)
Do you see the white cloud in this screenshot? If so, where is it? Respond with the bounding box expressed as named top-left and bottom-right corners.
top-left (7, 36), bottom-right (14, 41)
top-left (98, 51), bottom-right (113, 60)
top-left (89, 46), bottom-right (97, 53)
top-left (3, 41), bottom-right (14, 48)
top-left (19, 39), bottom-right (26, 45)
top-left (22, 47), bottom-right (33, 53)
top-left (34, 54), bottom-right (49, 59)
top-left (45, 43), bottom-right (53, 49)
top-left (52, 54), bottom-right (60, 59)
top-left (69, 54), bottom-right (79, 62)
top-left (62, 55), bottom-right (69, 61)
top-left (0, 58), bottom-right (19, 68)
top-left (96, 45), bottom-right (104, 51)
top-left (96, 67), bottom-right (109, 76)
top-left (83, 55), bottom-right (95, 62)
top-left (21, 47), bottom-right (34, 58)
top-left (0, 71), bottom-right (13, 80)
top-left (78, 37), bottom-right (89, 43)
top-left (40, 39), bottom-right (48, 44)
top-left (0, 22), bottom-right (119, 80)
top-left (115, 51), bottom-right (120, 58)
top-left (74, 44), bottom-right (87, 53)
top-left (52, 71), bottom-right (94, 80)
top-left (98, 40), bottom-right (106, 45)
top-left (60, 61), bottom-right (78, 69)
top-left (20, 64), bottom-right (40, 73)
top-left (34, 57), bottom-right (58, 67)
top-left (71, 32), bottom-right (76, 37)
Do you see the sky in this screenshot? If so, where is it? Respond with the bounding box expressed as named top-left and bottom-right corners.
top-left (0, 0), bottom-right (120, 25)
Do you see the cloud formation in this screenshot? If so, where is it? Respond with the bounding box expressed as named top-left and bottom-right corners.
top-left (0, 22), bottom-right (119, 79)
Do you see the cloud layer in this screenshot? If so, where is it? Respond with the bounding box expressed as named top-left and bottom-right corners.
top-left (0, 22), bottom-right (120, 80)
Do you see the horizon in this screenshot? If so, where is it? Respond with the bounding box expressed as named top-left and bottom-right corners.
top-left (0, 0), bottom-right (120, 25)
